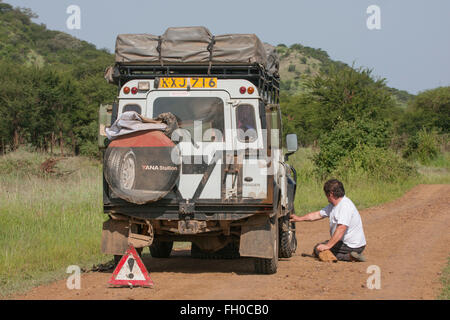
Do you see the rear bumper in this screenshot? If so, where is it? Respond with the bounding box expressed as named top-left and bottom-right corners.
top-left (104, 202), bottom-right (275, 221)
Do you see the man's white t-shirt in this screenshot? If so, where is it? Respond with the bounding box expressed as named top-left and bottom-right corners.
top-left (319, 196), bottom-right (366, 248)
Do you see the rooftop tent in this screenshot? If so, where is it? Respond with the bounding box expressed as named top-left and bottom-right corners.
top-left (210, 33), bottom-right (267, 67)
top-left (115, 34), bottom-right (160, 63)
top-left (112, 26), bottom-right (279, 76)
top-left (263, 43), bottom-right (280, 77)
top-left (160, 26), bottom-right (213, 63)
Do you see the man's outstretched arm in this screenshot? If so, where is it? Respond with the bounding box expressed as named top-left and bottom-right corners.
top-left (316, 224), bottom-right (348, 252)
top-left (290, 211), bottom-right (323, 222)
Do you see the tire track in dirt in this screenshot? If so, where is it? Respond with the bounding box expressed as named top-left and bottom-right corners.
top-left (10, 184), bottom-right (450, 300)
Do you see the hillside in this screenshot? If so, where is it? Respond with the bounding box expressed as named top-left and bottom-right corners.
top-left (0, 1), bottom-right (113, 74)
top-left (0, 1), bottom-right (117, 156)
top-left (276, 43), bottom-right (414, 107)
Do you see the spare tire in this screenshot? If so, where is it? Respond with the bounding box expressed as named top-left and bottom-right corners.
top-left (104, 130), bottom-right (180, 204)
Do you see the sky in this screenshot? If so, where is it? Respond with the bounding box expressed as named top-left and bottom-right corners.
top-left (4, 0), bottom-right (450, 94)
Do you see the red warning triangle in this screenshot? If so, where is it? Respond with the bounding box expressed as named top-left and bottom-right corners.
top-left (108, 245), bottom-right (154, 288)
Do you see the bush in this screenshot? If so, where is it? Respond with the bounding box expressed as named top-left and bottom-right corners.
top-left (313, 119), bottom-right (392, 176)
top-left (334, 145), bottom-right (416, 182)
top-left (304, 65), bottom-right (394, 128)
top-left (403, 128), bottom-right (440, 164)
top-left (280, 80), bottom-right (292, 91)
top-left (0, 148), bottom-right (44, 177)
top-left (79, 140), bottom-right (99, 158)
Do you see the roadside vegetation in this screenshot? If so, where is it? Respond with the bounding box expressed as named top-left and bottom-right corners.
top-left (439, 257), bottom-right (450, 300)
top-left (288, 147), bottom-right (449, 215)
top-left (0, 149), bottom-right (109, 296)
top-left (280, 65), bottom-right (449, 214)
top-left (280, 63), bottom-right (449, 299)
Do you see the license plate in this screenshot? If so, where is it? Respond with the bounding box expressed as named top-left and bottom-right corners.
top-left (159, 77), bottom-right (217, 89)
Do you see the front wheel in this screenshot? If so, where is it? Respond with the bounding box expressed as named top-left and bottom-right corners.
top-left (254, 217), bottom-right (279, 274)
top-left (279, 216), bottom-right (297, 258)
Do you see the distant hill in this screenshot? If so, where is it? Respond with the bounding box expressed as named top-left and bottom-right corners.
top-left (276, 43), bottom-right (414, 107)
top-left (0, 1), bottom-right (113, 75)
top-left (0, 1), bottom-right (116, 155)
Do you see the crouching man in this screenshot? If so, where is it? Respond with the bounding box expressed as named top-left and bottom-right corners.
top-left (290, 179), bottom-right (367, 262)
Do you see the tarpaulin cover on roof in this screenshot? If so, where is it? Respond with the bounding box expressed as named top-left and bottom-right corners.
top-left (113, 26), bottom-right (279, 76)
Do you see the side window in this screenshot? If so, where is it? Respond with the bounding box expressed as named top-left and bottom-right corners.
top-left (236, 104), bottom-right (257, 142)
top-left (123, 104), bottom-right (142, 114)
top-left (269, 108), bottom-right (281, 149)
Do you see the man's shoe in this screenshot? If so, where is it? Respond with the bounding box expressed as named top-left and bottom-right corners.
top-left (318, 250), bottom-right (338, 263)
top-left (350, 251), bottom-right (366, 262)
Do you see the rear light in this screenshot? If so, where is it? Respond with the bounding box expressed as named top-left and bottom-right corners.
top-left (239, 86), bottom-right (246, 94)
top-left (123, 87), bottom-right (130, 94)
top-left (131, 87), bottom-right (138, 95)
top-left (247, 87), bottom-right (255, 94)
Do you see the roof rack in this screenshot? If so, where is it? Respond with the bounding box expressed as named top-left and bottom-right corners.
top-left (115, 63), bottom-right (280, 104)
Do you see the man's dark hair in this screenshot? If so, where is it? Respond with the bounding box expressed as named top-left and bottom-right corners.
top-left (323, 179), bottom-right (345, 198)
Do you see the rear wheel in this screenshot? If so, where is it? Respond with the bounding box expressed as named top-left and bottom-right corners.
top-left (254, 216), bottom-right (279, 274)
top-left (150, 239), bottom-right (173, 258)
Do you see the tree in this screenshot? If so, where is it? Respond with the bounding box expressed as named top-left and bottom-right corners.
top-left (0, 60), bottom-right (37, 150)
top-left (399, 86), bottom-right (450, 135)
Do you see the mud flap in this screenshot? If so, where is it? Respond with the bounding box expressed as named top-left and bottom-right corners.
top-left (101, 219), bottom-right (129, 255)
top-left (239, 215), bottom-right (275, 259)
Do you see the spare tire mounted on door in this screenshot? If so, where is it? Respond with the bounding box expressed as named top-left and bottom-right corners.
top-left (104, 112), bottom-right (180, 204)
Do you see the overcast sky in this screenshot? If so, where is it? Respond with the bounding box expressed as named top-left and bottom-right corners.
top-left (5, 0), bottom-right (450, 94)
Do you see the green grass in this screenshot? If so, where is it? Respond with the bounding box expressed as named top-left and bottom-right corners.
top-left (0, 149), bottom-right (110, 297)
top-left (439, 257), bottom-right (450, 300)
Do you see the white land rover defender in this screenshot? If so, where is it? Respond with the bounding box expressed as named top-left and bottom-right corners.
top-left (99, 27), bottom-right (298, 274)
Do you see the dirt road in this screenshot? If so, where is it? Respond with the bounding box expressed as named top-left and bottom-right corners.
top-left (12, 184), bottom-right (450, 300)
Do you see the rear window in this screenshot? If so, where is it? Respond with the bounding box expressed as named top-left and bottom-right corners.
top-left (153, 97), bottom-right (224, 142)
top-left (123, 104), bottom-right (142, 114)
top-left (236, 104), bottom-right (257, 142)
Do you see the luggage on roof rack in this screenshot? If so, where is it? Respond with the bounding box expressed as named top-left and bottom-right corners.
top-left (107, 26), bottom-right (279, 83)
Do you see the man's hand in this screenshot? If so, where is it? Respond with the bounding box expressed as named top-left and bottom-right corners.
top-left (289, 214), bottom-right (302, 222)
top-left (318, 225), bottom-right (348, 252)
top-left (316, 243), bottom-right (331, 252)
